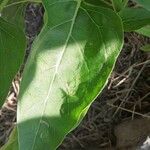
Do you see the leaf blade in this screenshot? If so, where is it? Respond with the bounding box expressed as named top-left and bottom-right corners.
top-left (136, 25), bottom-right (150, 37)
top-left (119, 7), bottom-right (150, 31)
top-left (134, 0), bottom-right (150, 11)
top-left (0, 18), bottom-right (25, 107)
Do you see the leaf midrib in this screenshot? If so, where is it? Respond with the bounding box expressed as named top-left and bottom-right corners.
top-left (30, 1), bottom-right (81, 149)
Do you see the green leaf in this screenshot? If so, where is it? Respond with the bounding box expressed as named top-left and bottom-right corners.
top-left (0, 18), bottom-right (25, 107)
top-left (136, 25), bottom-right (150, 37)
top-left (134, 0), bottom-right (150, 11)
top-left (0, 128), bottom-right (18, 150)
top-left (119, 7), bottom-right (150, 31)
top-left (0, 0), bottom-right (26, 107)
top-left (85, 0), bottom-right (113, 9)
top-left (140, 44), bottom-right (150, 52)
top-left (135, 26), bottom-right (150, 52)
top-left (1, 0), bottom-right (27, 28)
top-left (17, 1), bottom-right (123, 150)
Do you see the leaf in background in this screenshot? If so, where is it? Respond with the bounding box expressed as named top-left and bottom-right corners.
top-left (135, 25), bottom-right (150, 53)
top-left (140, 44), bottom-right (150, 52)
top-left (134, 0), bottom-right (150, 11)
top-left (1, 0), bottom-right (42, 27)
top-left (0, 18), bottom-right (25, 107)
top-left (112, 0), bottom-right (123, 12)
top-left (17, 0), bottom-right (123, 150)
top-left (136, 25), bottom-right (150, 37)
top-left (85, 0), bottom-right (113, 9)
top-left (119, 7), bottom-right (150, 31)
top-left (0, 128), bottom-right (18, 150)
top-left (1, 0), bottom-right (27, 28)
top-left (0, 0), bottom-right (26, 107)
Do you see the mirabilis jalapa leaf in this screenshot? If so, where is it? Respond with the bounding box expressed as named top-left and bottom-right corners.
top-left (16, 0), bottom-right (123, 150)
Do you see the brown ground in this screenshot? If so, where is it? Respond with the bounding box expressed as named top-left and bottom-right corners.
top-left (0, 3), bottom-right (150, 150)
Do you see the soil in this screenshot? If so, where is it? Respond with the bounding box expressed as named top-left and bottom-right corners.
top-left (0, 3), bottom-right (150, 150)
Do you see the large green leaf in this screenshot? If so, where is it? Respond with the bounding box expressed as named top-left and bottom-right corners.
top-left (119, 7), bottom-right (150, 31)
top-left (136, 25), bottom-right (150, 37)
top-left (0, 18), bottom-right (25, 107)
top-left (17, 1), bottom-right (123, 150)
top-left (134, 0), bottom-right (150, 11)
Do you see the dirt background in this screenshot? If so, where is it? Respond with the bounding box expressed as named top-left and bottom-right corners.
top-left (0, 3), bottom-right (150, 150)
